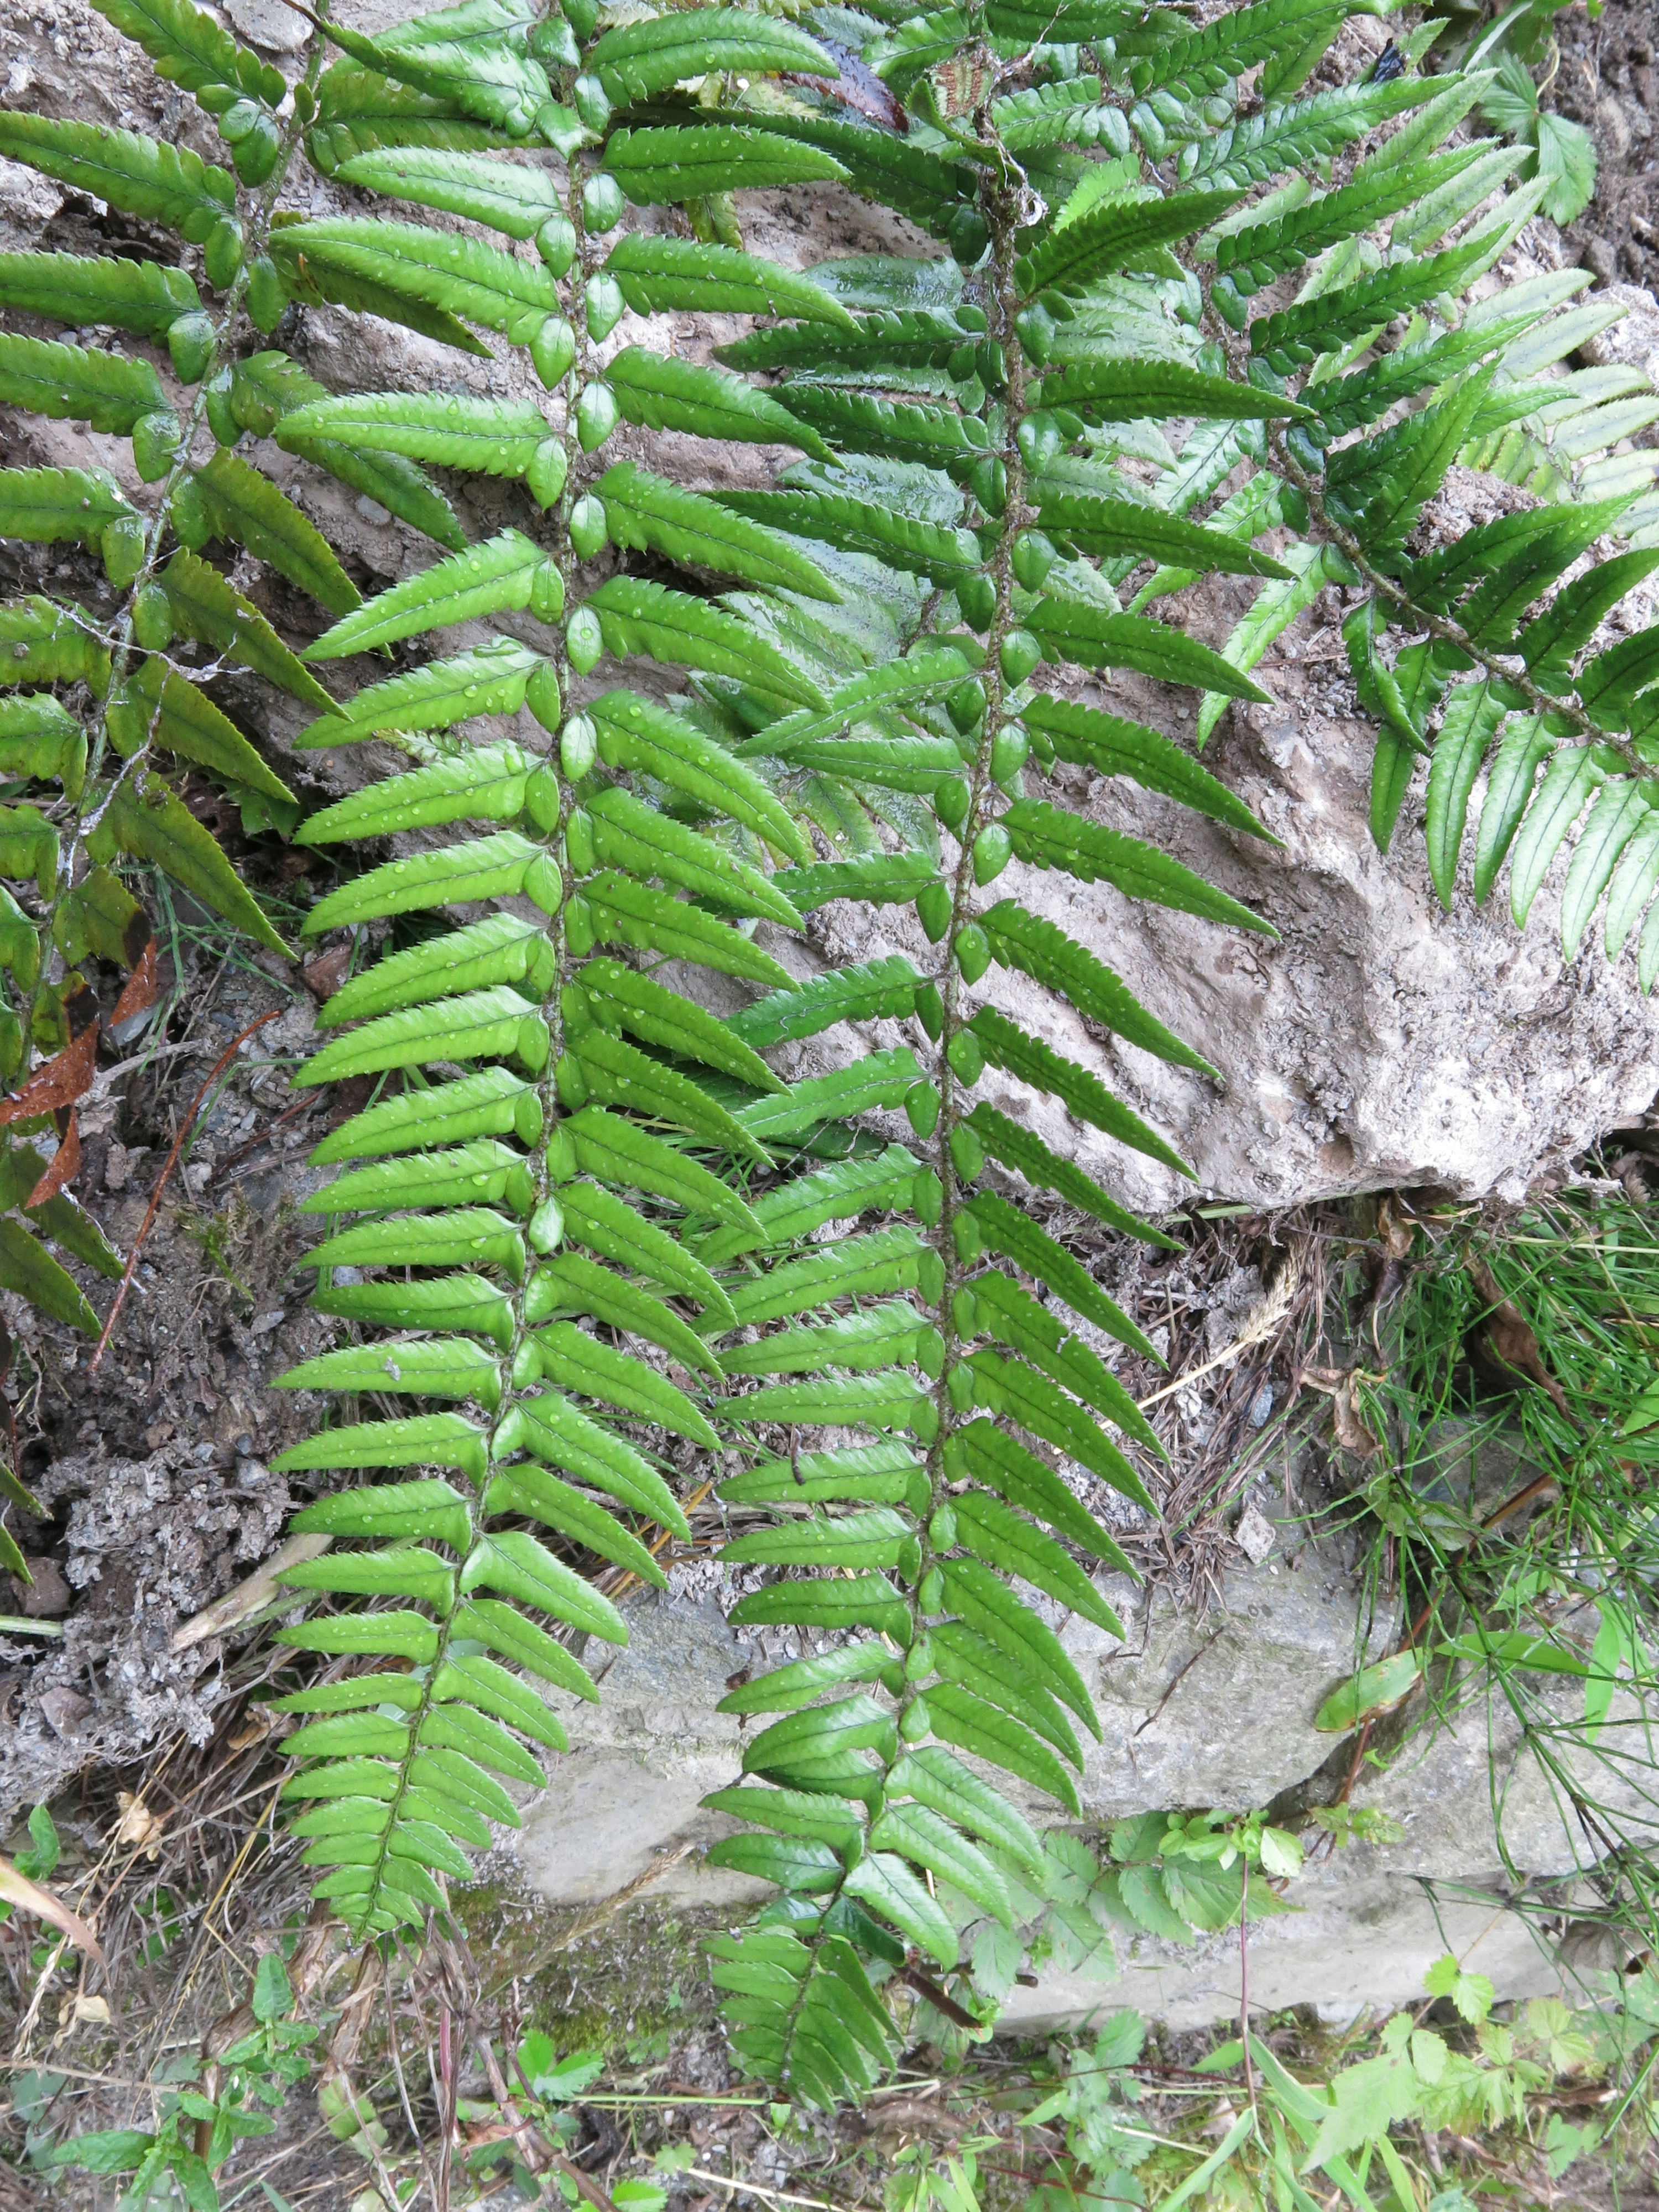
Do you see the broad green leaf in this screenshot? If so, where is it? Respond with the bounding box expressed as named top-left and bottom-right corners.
top-left (701, 1145), bottom-right (918, 1266)
top-left (720, 1225), bottom-right (940, 1330)
top-left (1033, 490), bottom-right (1291, 581)
top-left (335, 145), bottom-right (564, 237)
top-left (119, 659), bottom-right (296, 808)
top-left (733, 1050), bottom-right (923, 1144)
top-left (160, 550), bottom-right (335, 712)
top-left (302, 1204), bottom-right (527, 1280)
top-left (0, 334), bottom-right (166, 436)
top-left (294, 984), bottom-right (545, 1084)
top-left (925, 1681), bottom-right (1082, 1815)
top-left (279, 1341), bottom-right (502, 1413)
top-left (560, 1178), bottom-right (732, 1322)
top-left (588, 9), bottom-right (832, 103)
top-left (89, 0), bottom-right (285, 108)
top-left (869, 1801), bottom-right (1011, 1928)
top-left (606, 346), bottom-right (834, 463)
top-left (770, 853), bottom-right (943, 915)
top-left (485, 1463), bottom-right (667, 1588)
top-left (273, 1412), bottom-right (488, 1483)
top-left (953, 1459), bottom-right (1129, 1626)
top-left (196, 448), bottom-right (362, 617)
top-left (461, 1529), bottom-right (627, 1642)
top-left (606, 234), bottom-right (854, 327)
top-left (91, 778), bottom-right (286, 955)
top-left (596, 461), bottom-right (838, 603)
top-left (730, 1572), bottom-right (910, 1642)
top-left (318, 914), bottom-right (551, 1027)
top-left (275, 389), bottom-right (552, 478)
top-left (603, 124), bottom-right (848, 204)
top-left (719, 1302), bottom-right (937, 1380)
top-left (584, 577), bottom-right (825, 709)
top-left (1424, 681), bottom-right (1507, 910)
top-left (979, 900), bottom-right (1212, 1073)
top-left (588, 689), bottom-right (810, 863)
top-left (1313, 1651), bottom-right (1423, 1733)
top-left (842, 1851), bottom-right (957, 1968)
top-left (0, 113), bottom-right (235, 241)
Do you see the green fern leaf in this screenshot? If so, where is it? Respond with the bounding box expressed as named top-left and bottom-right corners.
top-left (734, 1053), bottom-right (926, 1145)
top-left (720, 1227), bottom-right (942, 1331)
top-left (589, 691), bottom-right (811, 864)
top-left (1216, 149), bottom-right (1490, 289)
top-left (773, 387), bottom-right (993, 472)
top-left (605, 234), bottom-right (854, 327)
top-left (731, 112), bottom-right (975, 235)
top-left (309, 1273), bottom-right (514, 1345)
top-left (299, 749), bottom-right (533, 844)
top-left (298, 638), bottom-right (540, 745)
top-left (596, 461), bottom-right (838, 603)
top-left (966, 1189), bottom-right (1156, 1360)
top-left (91, 778), bottom-right (286, 955)
top-left (606, 346), bottom-right (833, 463)
top-left (1473, 714), bottom-right (1553, 904)
top-left (930, 1622), bottom-right (1083, 1767)
top-left (771, 854), bottom-right (943, 915)
top-left (1508, 747), bottom-right (1599, 927)
top-left (1032, 490), bottom-right (1291, 581)
top-left (1125, 0), bottom-right (1345, 97)
top-left (484, 1465), bottom-right (670, 1588)
top-left (301, 831), bottom-right (541, 933)
top-left (570, 1024), bottom-right (773, 1165)
top-left (1053, 358), bottom-right (1310, 427)
top-left (925, 1678), bottom-right (1082, 1815)
top-left (494, 1390), bottom-right (692, 1535)
top-left (318, 921), bottom-right (550, 1025)
top-left (334, 145), bottom-right (563, 236)
top-left (0, 1223), bottom-right (99, 1335)
top-left (713, 489), bottom-right (982, 585)
top-left (1020, 694), bottom-right (1271, 839)
top-left (160, 550), bottom-right (335, 713)
top-left (301, 1139), bottom-right (529, 1217)
top-left (294, 987), bottom-right (546, 1084)
top-left (272, 217), bottom-right (557, 343)
top-left (1561, 780), bottom-right (1650, 958)
top-left (701, 1146), bottom-right (919, 1267)
top-left (0, 250), bottom-right (197, 334)
top-left (1518, 550), bottom-right (1659, 691)
top-left (603, 124), bottom-right (847, 204)
top-left (585, 577), bottom-right (825, 709)
top-left (315, 9), bottom-right (549, 137)
top-left (721, 1302), bottom-right (938, 1380)
top-left (305, 528), bottom-right (544, 659)
top-left (1017, 188), bottom-right (1240, 294)
top-left (311, 1065), bottom-right (539, 1165)
top-left (993, 77), bottom-right (1126, 153)
top-left (0, 113), bottom-right (236, 241)
top-left (302, 1205), bottom-right (528, 1281)
top-left (966, 1348), bottom-right (1151, 1522)
top-left (964, 1102), bottom-right (1175, 1250)
top-left (90, 0), bottom-right (284, 107)
top-left (585, 872), bottom-right (797, 989)
top-left (195, 449), bottom-right (362, 617)
top-left (277, 1341), bottom-right (503, 1410)
top-left (979, 900), bottom-right (1214, 1073)
top-left (525, 1250), bottom-right (722, 1382)
top-left (566, 1105), bottom-right (763, 1234)
top-left (718, 308), bottom-right (982, 377)
top-left (1182, 73), bottom-right (1442, 186)
top-left (0, 334), bottom-right (168, 436)
top-left (580, 954), bottom-right (783, 1094)
top-left (584, 786), bottom-right (803, 928)
top-left (1425, 682), bottom-right (1507, 909)
top-left (531, 1321), bottom-right (718, 1448)
top-left (589, 8), bottom-right (831, 102)
top-left (1604, 811), bottom-right (1659, 958)
top-left (728, 957), bottom-right (922, 1050)
top-left (970, 1006), bottom-right (1192, 1174)
top-left (0, 467), bottom-right (135, 547)
top-left (275, 389), bottom-right (552, 479)
top-left (1001, 796), bottom-right (1273, 933)
top-left (740, 645), bottom-right (976, 753)
top-left (117, 660), bottom-right (295, 807)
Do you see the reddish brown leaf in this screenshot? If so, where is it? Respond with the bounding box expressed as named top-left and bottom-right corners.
top-left (109, 939), bottom-right (159, 1030)
top-left (0, 1023), bottom-right (100, 1128)
top-left (24, 1110), bottom-right (80, 1207)
top-left (1465, 1257), bottom-right (1570, 1417)
top-left (0, 1853), bottom-right (103, 1965)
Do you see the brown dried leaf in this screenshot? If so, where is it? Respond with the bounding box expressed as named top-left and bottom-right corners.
top-left (1465, 1257), bottom-right (1570, 1417)
top-left (1332, 1371), bottom-right (1380, 1458)
top-left (112, 1792), bottom-right (163, 1858)
top-left (109, 939), bottom-right (159, 1030)
top-left (0, 1854), bottom-right (103, 1965)
top-left (0, 1023), bottom-right (99, 1128)
top-left (24, 1109), bottom-right (80, 1208)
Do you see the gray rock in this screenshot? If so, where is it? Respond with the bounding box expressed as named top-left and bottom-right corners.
top-left (1579, 281), bottom-right (1659, 382)
top-left (1000, 1850), bottom-right (1567, 2033)
top-left (516, 1598), bottom-right (769, 1911)
top-left (1056, 1515), bottom-right (1398, 1819)
top-left (1354, 1628), bottom-right (1659, 1879)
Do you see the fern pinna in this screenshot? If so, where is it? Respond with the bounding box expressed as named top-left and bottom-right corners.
top-left (232, 4), bottom-right (880, 1937)
top-left (0, 3), bottom-right (336, 1588)
top-left (619, 0), bottom-right (1659, 2099)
